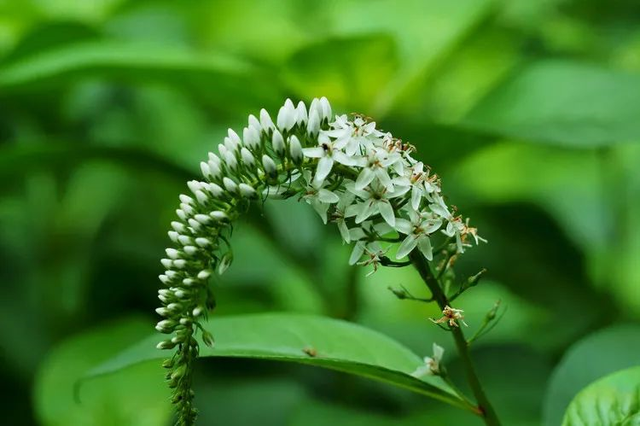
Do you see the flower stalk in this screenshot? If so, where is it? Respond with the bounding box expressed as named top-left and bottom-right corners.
top-left (409, 251), bottom-right (502, 426)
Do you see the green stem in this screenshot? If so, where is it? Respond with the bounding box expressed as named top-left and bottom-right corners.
top-left (409, 252), bottom-right (501, 426)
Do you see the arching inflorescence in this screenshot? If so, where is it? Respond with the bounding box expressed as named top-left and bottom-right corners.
top-left (155, 97), bottom-right (484, 425)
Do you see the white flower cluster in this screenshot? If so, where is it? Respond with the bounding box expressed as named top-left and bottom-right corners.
top-left (155, 97), bottom-right (483, 423)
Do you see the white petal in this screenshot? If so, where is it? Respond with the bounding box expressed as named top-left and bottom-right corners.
top-left (396, 234), bottom-right (418, 259)
top-left (355, 200), bottom-right (376, 224)
top-left (377, 200), bottom-right (396, 227)
top-left (317, 189), bottom-right (340, 203)
top-left (355, 168), bottom-right (376, 190)
top-left (314, 156), bottom-right (334, 185)
top-left (332, 150), bottom-right (356, 166)
top-left (411, 186), bottom-right (422, 210)
top-left (349, 242), bottom-right (366, 265)
top-left (411, 365), bottom-right (432, 378)
top-left (310, 200), bottom-right (330, 224)
top-left (417, 236), bottom-right (433, 260)
top-left (302, 147), bottom-right (325, 158)
top-left (432, 343), bottom-right (445, 362)
top-left (337, 221), bottom-right (351, 243)
top-left (345, 182), bottom-right (370, 199)
top-left (394, 218), bottom-right (413, 235)
top-left (375, 168), bottom-right (393, 191)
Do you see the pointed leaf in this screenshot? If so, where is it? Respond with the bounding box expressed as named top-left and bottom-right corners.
top-left (86, 313), bottom-right (468, 411)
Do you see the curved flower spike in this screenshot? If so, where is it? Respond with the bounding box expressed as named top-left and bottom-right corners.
top-left (156, 97), bottom-right (483, 425)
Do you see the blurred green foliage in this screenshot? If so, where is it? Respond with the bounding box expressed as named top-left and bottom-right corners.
top-left (1, 0), bottom-right (639, 425)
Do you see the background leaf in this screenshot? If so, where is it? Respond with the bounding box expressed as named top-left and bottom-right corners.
top-left (461, 60), bottom-right (640, 146)
top-left (543, 324), bottom-right (640, 426)
top-left (33, 317), bottom-right (171, 426)
top-left (562, 366), bottom-right (640, 425)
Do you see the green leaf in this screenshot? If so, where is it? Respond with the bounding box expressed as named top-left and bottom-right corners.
top-left (543, 324), bottom-right (640, 426)
top-left (562, 366), bottom-right (640, 425)
top-left (34, 317), bottom-right (171, 426)
top-left (0, 41), bottom-right (281, 109)
top-left (462, 60), bottom-right (640, 146)
top-left (86, 313), bottom-right (469, 411)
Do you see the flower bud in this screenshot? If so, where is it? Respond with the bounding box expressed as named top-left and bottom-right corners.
top-left (192, 306), bottom-right (204, 317)
top-left (187, 218), bottom-right (201, 230)
top-left (248, 114), bottom-right (261, 132)
top-left (182, 278), bottom-right (196, 287)
top-left (260, 108), bottom-right (274, 131)
top-left (168, 231), bottom-right (179, 242)
top-left (195, 237), bottom-right (211, 247)
top-left (183, 245), bottom-right (198, 256)
top-left (296, 101), bottom-right (308, 125)
top-left (210, 211), bottom-right (228, 221)
top-left (159, 274), bottom-right (170, 284)
top-left (157, 340), bottom-right (177, 350)
top-left (208, 159), bottom-right (222, 178)
top-left (223, 177), bottom-right (238, 193)
top-left (194, 190), bottom-right (209, 205)
top-left (272, 130), bottom-right (285, 155)
top-left (173, 259), bottom-right (187, 269)
top-left (206, 183), bottom-right (224, 198)
top-left (179, 203), bottom-right (194, 216)
top-left (187, 180), bottom-right (203, 194)
top-left (202, 330), bottom-right (215, 347)
top-left (277, 99), bottom-right (296, 131)
top-left (239, 183), bottom-right (257, 198)
top-left (179, 194), bottom-right (194, 205)
top-left (171, 221), bottom-right (186, 233)
top-left (227, 128), bottom-right (241, 144)
top-left (289, 135), bottom-right (303, 163)
top-left (240, 147), bottom-right (256, 167)
top-left (307, 109), bottom-right (320, 136)
top-left (197, 270), bottom-right (211, 280)
top-left (200, 161), bottom-right (211, 178)
top-left (243, 126), bottom-right (261, 150)
top-left (167, 302), bottom-right (182, 312)
top-left (161, 258), bottom-right (173, 269)
top-left (155, 307), bottom-right (171, 317)
top-left (218, 252), bottom-right (233, 274)
top-left (165, 248), bottom-right (179, 259)
top-left (319, 96), bottom-right (332, 122)
top-left (194, 214), bottom-right (211, 225)
top-left (178, 235), bottom-right (193, 245)
top-left (262, 154), bottom-right (277, 177)
top-left (223, 151), bottom-right (238, 171)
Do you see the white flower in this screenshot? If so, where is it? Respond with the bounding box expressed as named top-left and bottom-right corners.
top-left (302, 134), bottom-right (357, 186)
top-left (345, 181), bottom-right (410, 227)
top-left (355, 148), bottom-right (403, 191)
top-left (412, 343), bottom-right (444, 377)
top-left (324, 115), bottom-right (382, 156)
top-left (356, 242), bottom-right (388, 276)
top-left (394, 210), bottom-right (442, 260)
top-left (329, 191), bottom-right (356, 243)
top-left (301, 173), bottom-right (340, 224)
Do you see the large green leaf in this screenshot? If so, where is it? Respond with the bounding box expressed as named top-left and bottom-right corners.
top-left (34, 317), bottom-right (171, 426)
top-left (462, 60), bottom-right (640, 146)
top-left (562, 366), bottom-right (640, 425)
top-left (0, 41), bottom-right (281, 110)
top-left (543, 324), bottom-right (640, 426)
top-left (86, 313), bottom-right (469, 411)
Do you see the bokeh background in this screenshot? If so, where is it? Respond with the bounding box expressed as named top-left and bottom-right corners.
top-left (1, 0), bottom-right (640, 425)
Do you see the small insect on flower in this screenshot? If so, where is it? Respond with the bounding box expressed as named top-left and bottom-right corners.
top-left (431, 305), bottom-right (468, 328)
